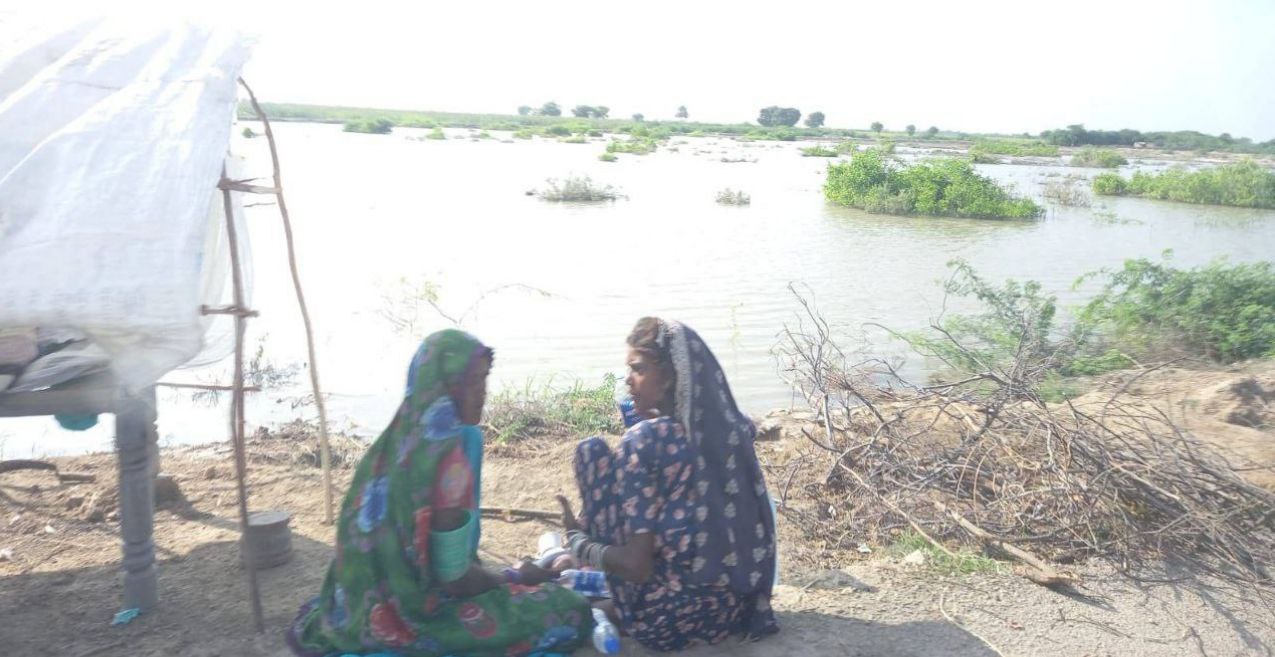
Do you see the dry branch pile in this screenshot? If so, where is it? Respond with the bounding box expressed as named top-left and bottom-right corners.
top-left (775, 288), bottom-right (1275, 591)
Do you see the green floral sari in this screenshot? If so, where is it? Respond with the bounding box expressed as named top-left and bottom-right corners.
top-left (288, 330), bottom-right (591, 657)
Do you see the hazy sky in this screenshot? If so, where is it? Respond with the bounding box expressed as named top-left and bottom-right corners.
top-left (11, 0), bottom-right (1275, 139)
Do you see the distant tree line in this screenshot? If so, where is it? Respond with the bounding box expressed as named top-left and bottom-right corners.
top-left (512, 101), bottom-right (957, 139)
top-left (572, 105), bottom-right (610, 119)
top-left (1041, 124), bottom-right (1275, 153)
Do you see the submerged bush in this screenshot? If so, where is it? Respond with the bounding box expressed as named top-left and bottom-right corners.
top-left (424, 127), bottom-right (446, 140)
top-left (1091, 172), bottom-right (1127, 195)
top-left (907, 258), bottom-right (1275, 395)
top-left (512, 129), bottom-right (534, 140)
top-left (800, 145), bottom-right (837, 157)
top-left (598, 152), bottom-right (618, 162)
top-left (544, 125), bottom-right (572, 137)
top-left (1080, 258), bottom-right (1275, 362)
top-left (606, 138), bottom-right (657, 155)
top-left (969, 149), bottom-right (1001, 164)
top-left (824, 150), bottom-right (1043, 219)
top-left (971, 140), bottom-right (1058, 157)
top-left (834, 140), bottom-right (858, 154)
top-left (343, 118), bottom-right (393, 134)
top-left (1042, 179), bottom-right (1092, 207)
top-left (537, 176), bottom-right (624, 202)
top-left (561, 134), bottom-right (589, 144)
top-left (716, 188), bottom-right (751, 205)
top-left (1070, 147), bottom-right (1128, 168)
top-left (1091, 161), bottom-right (1275, 208)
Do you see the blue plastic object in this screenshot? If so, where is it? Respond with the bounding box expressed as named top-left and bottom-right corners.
top-left (111, 608), bottom-right (140, 626)
top-left (560, 569), bottom-right (610, 598)
top-left (56, 413), bottom-right (98, 431)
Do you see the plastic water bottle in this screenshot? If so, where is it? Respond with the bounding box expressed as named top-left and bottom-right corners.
top-left (537, 531), bottom-right (564, 556)
top-left (559, 569), bottom-right (610, 598)
top-left (535, 531), bottom-right (573, 569)
top-left (614, 380), bottom-right (642, 428)
top-left (591, 607), bottom-right (621, 654)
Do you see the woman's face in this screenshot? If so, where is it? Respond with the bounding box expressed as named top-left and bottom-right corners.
top-left (626, 347), bottom-right (670, 415)
top-left (453, 353), bottom-right (492, 425)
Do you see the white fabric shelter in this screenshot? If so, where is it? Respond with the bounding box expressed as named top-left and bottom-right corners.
top-left (0, 18), bottom-right (253, 387)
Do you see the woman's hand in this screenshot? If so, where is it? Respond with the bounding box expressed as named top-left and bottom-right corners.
top-left (555, 495), bottom-right (582, 533)
top-left (515, 560), bottom-right (561, 586)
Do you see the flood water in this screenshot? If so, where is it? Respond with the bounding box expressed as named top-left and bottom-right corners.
top-left (6, 124), bottom-right (1274, 457)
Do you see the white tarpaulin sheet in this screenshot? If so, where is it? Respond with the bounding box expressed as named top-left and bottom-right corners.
top-left (0, 18), bottom-right (254, 388)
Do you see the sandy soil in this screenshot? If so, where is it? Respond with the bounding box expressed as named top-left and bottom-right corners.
top-left (2, 362), bottom-right (1274, 656)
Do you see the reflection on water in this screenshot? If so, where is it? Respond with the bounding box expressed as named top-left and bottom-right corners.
top-left (8, 126), bottom-right (1274, 456)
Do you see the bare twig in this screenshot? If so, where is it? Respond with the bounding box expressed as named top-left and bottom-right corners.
top-left (773, 285), bottom-right (1275, 597)
top-left (239, 78), bottom-right (336, 526)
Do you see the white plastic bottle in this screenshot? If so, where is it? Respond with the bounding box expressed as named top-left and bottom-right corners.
top-left (591, 607), bottom-right (621, 654)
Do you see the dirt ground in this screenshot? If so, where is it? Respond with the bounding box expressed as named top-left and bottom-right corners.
top-left (2, 362), bottom-right (1274, 657)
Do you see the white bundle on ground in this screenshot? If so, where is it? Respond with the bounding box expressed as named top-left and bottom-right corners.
top-left (0, 17), bottom-right (253, 388)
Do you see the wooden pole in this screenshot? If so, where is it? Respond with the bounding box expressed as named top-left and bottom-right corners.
top-left (221, 166), bottom-right (265, 632)
top-left (238, 77), bottom-right (336, 525)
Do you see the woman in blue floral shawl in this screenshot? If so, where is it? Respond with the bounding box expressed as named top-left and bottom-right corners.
top-left (557, 317), bottom-right (779, 651)
top-left (288, 330), bottom-right (591, 657)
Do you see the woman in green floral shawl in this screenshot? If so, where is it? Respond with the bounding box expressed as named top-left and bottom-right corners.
top-left (288, 330), bottom-right (592, 657)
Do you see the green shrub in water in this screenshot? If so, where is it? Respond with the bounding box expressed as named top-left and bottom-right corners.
top-left (343, 118), bottom-right (394, 134)
top-left (512, 129), bottom-right (534, 140)
top-left (970, 140), bottom-right (1058, 156)
top-left (606, 138), bottom-right (657, 155)
top-left (902, 258), bottom-right (1275, 401)
top-left (424, 127), bottom-right (446, 140)
top-left (598, 152), bottom-right (618, 162)
top-left (537, 176), bottom-right (624, 202)
top-left (1079, 258), bottom-right (1275, 362)
top-left (1069, 147), bottom-right (1127, 168)
top-left (1091, 172), bottom-right (1127, 195)
top-left (715, 188), bottom-right (751, 205)
top-left (544, 125), bottom-right (572, 137)
top-left (824, 150), bottom-right (1043, 219)
top-left (800, 145), bottom-right (837, 157)
top-left (969, 149), bottom-right (1001, 164)
top-left (1092, 161), bottom-right (1275, 209)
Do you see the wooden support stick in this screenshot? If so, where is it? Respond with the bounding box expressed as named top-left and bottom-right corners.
top-left (936, 501), bottom-right (1080, 587)
top-left (200, 304), bottom-right (259, 318)
top-left (479, 506), bottom-right (561, 523)
top-left (239, 77), bottom-right (336, 526)
top-left (222, 165), bottom-right (265, 632)
top-left (217, 179), bottom-right (280, 195)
